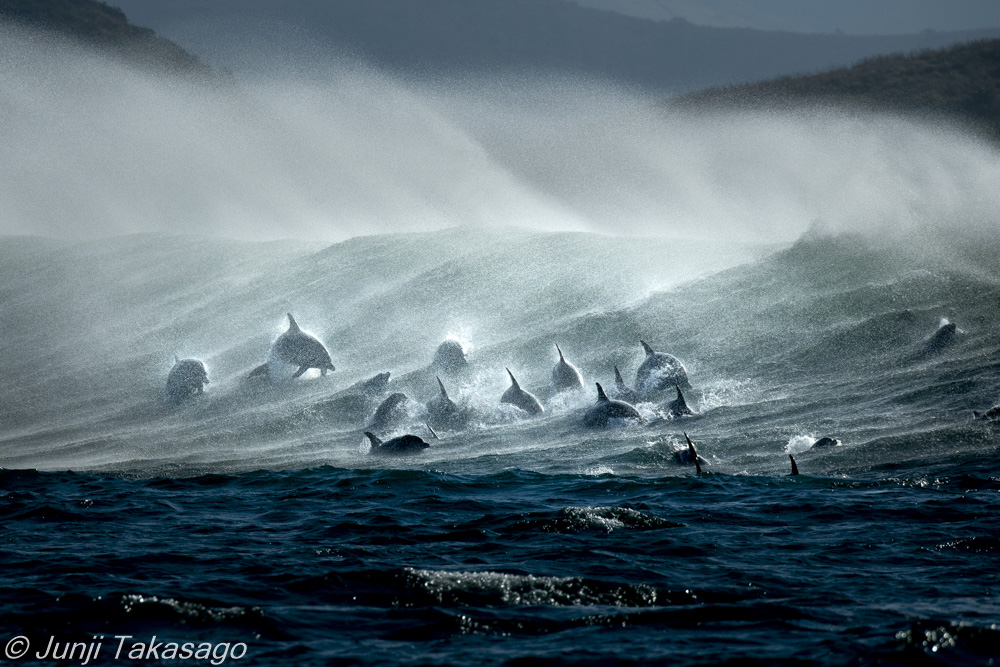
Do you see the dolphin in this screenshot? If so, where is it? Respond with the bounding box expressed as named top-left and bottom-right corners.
top-left (364, 431), bottom-right (430, 456)
top-left (368, 392), bottom-right (411, 430)
top-left (582, 383), bottom-right (642, 427)
top-left (812, 436), bottom-right (840, 448)
top-left (973, 406), bottom-right (1000, 421)
top-left (355, 371), bottom-right (391, 395)
top-left (684, 433), bottom-right (702, 474)
top-left (551, 344), bottom-right (583, 391)
top-left (249, 314), bottom-right (335, 380)
top-left (635, 340), bottom-right (689, 394)
top-left (501, 368), bottom-right (544, 415)
top-left (165, 356), bottom-right (209, 403)
top-left (924, 319), bottom-right (957, 353)
top-left (611, 365), bottom-right (641, 404)
top-left (426, 376), bottom-right (464, 428)
top-left (664, 385), bottom-right (695, 418)
top-left (432, 339), bottom-right (468, 373)
top-left (789, 454), bottom-right (799, 476)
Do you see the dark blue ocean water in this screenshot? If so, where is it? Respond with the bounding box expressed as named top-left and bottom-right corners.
top-left (4, 460), bottom-right (1000, 666)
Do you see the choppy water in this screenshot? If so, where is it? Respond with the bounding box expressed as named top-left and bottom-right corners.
top-left (2, 226), bottom-right (1000, 664)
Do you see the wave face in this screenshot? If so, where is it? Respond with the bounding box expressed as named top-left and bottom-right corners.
top-left (2, 225), bottom-right (998, 478)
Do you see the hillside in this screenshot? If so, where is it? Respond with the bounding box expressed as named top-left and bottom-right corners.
top-left (0, 0), bottom-right (209, 74)
top-left (673, 39), bottom-right (1000, 141)
top-left (111, 0), bottom-right (1000, 91)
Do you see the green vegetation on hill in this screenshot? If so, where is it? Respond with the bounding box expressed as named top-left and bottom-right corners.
top-left (674, 39), bottom-right (1000, 141)
top-left (0, 0), bottom-right (209, 74)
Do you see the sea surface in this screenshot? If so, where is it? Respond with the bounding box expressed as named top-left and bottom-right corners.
top-left (2, 226), bottom-right (1000, 665)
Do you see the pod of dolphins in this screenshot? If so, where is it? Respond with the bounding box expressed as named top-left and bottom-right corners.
top-left (166, 313), bottom-right (999, 474)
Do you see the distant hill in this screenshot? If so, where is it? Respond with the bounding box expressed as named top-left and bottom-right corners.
top-left (111, 0), bottom-right (1000, 91)
top-left (0, 0), bottom-right (209, 74)
top-left (673, 39), bottom-right (1000, 141)
top-left (571, 0), bottom-right (1000, 36)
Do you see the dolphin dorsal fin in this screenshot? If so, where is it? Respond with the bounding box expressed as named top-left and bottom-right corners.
top-left (595, 382), bottom-right (610, 402)
top-left (685, 432), bottom-right (701, 474)
top-left (556, 344), bottom-right (565, 362)
top-left (287, 313), bottom-right (300, 331)
top-left (426, 423), bottom-right (439, 440)
top-left (641, 340), bottom-right (654, 356)
top-left (436, 376), bottom-right (448, 398)
top-left (363, 431), bottom-right (382, 447)
top-left (789, 454), bottom-right (799, 476)
top-left (614, 365), bottom-right (626, 388)
top-left (506, 368), bottom-right (519, 389)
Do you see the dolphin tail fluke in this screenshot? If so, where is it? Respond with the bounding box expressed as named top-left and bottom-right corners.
top-left (292, 365), bottom-right (309, 379)
top-left (287, 313), bottom-right (300, 331)
top-left (363, 432), bottom-right (382, 447)
top-left (437, 376), bottom-right (448, 398)
top-left (426, 423), bottom-right (439, 440)
top-left (789, 454), bottom-right (799, 476)
top-left (684, 432), bottom-right (701, 474)
top-left (248, 363), bottom-right (269, 379)
top-left (506, 368), bottom-right (519, 388)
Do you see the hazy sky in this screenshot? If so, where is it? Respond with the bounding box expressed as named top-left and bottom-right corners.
top-left (572, 0), bottom-right (1000, 34)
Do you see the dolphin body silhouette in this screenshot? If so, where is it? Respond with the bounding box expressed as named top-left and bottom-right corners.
top-left (501, 368), bottom-right (544, 415)
top-left (611, 365), bottom-right (641, 404)
top-left (249, 314), bottom-right (335, 380)
top-left (582, 383), bottom-right (642, 428)
top-left (427, 376), bottom-right (466, 429)
top-left (635, 341), bottom-right (689, 394)
top-left (551, 344), bottom-right (584, 391)
top-left (364, 431), bottom-right (430, 456)
top-left (165, 357), bottom-right (209, 403)
top-left (664, 386), bottom-right (695, 418)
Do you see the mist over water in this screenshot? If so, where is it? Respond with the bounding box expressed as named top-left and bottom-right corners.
top-left (3, 24), bottom-right (1000, 246)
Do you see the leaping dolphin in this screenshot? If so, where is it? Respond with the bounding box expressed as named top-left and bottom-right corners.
top-left (501, 368), bottom-right (544, 415)
top-left (581, 383), bottom-right (642, 428)
top-left (249, 314), bottom-right (335, 380)
top-left (635, 340), bottom-right (689, 394)
top-left (165, 356), bottom-right (209, 403)
top-left (551, 344), bottom-right (584, 391)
